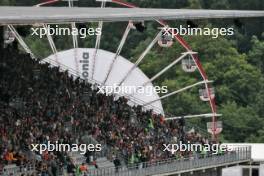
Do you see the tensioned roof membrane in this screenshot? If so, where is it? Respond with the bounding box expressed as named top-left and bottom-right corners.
top-left (42, 48), bottom-right (164, 114)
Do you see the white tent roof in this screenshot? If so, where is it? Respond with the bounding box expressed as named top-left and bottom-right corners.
top-left (42, 48), bottom-right (164, 114)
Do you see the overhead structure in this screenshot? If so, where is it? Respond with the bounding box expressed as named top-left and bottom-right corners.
top-left (0, 7), bottom-right (263, 24)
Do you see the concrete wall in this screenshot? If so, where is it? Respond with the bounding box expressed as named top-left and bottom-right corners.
top-left (260, 164), bottom-right (264, 176)
top-left (222, 166), bottom-right (242, 176)
top-left (225, 143), bottom-right (264, 162)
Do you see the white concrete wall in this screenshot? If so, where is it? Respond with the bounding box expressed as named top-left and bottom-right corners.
top-left (224, 143), bottom-right (264, 162)
top-left (222, 166), bottom-right (242, 176)
top-left (260, 164), bottom-right (264, 176)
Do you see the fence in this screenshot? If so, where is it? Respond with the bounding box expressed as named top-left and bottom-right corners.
top-left (0, 146), bottom-right (251, 176)
top-left (1, 164), bottom-right (35, 176)
top-left (88, 146), bottom-right (251, 176)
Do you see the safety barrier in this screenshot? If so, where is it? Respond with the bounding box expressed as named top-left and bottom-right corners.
top-left (1, 164), bottom-right (35, 176)
top-left (0, 146), bottom-right (251, 176)
top-left (88, 146), bottom-right (251, 176)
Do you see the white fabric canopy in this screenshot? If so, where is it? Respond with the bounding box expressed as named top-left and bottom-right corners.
top-left (42, 48), bottom-right (164, 114)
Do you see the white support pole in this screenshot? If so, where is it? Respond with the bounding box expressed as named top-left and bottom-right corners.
top-left (34, 0), bottom-right (59, 7)
top-left (42, 24), bottom-right (59, 64)
top-left (12, 0), bottom-right (59, 61)
top-left (249, 161), bottom-right (252, 176)
top-left (165, 113), bottom-right (222, 121)
top-left (68, 0), bottom-right (79, 75)
top-left (8, 25), bottom-right (36, 59)
top-left (35, 2), bottom-right (59, 63)
top-left (103, 22), bottom-right (133, 85)
top-left (71, 22), bottom-right (78, 48)
top-left (91, 1), bottom-right (106, 79)
top-left (143, 80), bottom-right (213, 107)
top-left (118, 31), bottom-right (162, 86)
top-left (68, 0), bottom-right (78, 49)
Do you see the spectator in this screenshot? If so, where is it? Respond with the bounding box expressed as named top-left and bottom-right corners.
top-left (113, 157), bottom-right (121, 172)
top-left (0, 46), bottom-right (213, 174)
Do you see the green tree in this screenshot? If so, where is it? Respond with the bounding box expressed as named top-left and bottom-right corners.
top-left (220, 102), bottom-right (263, 142)
top-left (248, 35), bottom-right (264, 73)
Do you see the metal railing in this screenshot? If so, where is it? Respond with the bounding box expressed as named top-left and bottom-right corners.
top-left (88, 146), bottom-right (251, 176)
top-left (1, 164), bottom-right (35, 176)
top-left (0, 146), bottom-right (251, 176)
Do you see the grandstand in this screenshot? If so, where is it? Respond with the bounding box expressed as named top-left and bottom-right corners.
top-left (0, 46), bottom-right (211, 175)
top-left (0, 1), bottom-right (264, 176)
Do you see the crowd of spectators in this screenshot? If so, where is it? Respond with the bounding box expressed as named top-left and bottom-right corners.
top-left (0, 44), bottom-right (210, 175)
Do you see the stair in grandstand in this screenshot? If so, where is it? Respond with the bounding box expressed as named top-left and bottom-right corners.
top-left (69, 135), bottom-right (115, 169)
top-left (69, 151), bottom-right (86, 165)
top-left (69, 151), bottom-right (114, 169)
top-left (1, 164), bottom-right (35, 176)
top-left (96, 157), bottom-right (115, 168)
